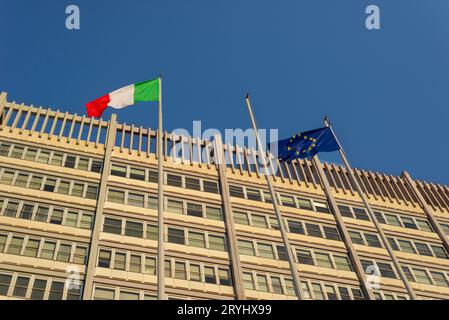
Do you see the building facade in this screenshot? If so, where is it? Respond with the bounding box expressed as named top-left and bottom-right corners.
top-left (0, 92), bottom-right (449, 300)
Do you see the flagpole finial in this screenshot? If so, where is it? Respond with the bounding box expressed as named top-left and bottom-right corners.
top-left (323, 115), bottom-right (328, 122)
top-left (246, 93), bottom-right (250, 99)
top-left (158, 74), bottom-right (162, 79)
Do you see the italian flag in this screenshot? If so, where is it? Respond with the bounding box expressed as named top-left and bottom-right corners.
top-left (86, 78), bottom-right (160, 118)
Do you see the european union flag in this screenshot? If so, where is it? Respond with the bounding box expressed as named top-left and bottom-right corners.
top-left (269, 127), bottom-right (341, 161)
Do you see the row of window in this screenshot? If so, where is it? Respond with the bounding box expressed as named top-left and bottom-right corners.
top-left (0, 231), bottom-right (88, 265)
top-left (0, 197), bottom-right (93, 230)
top-left (102, 215), bottom-right (228, 252)
top-left (97, 247), bottom-right (232, 286)
top-left (349, 227), bottom-right (448, 259)
top-left (0, 168), bottom-right (99, 200)
top-left (110, 163), bottom-right (220, 194)
top-left (93, 285), bottom-right (156, 300)
top-left (0, 270), bottom-right (81, 300)
top-left (0, 141), bottom-right (103, 173)
top-left (338, 204), bottom-right (434, 233)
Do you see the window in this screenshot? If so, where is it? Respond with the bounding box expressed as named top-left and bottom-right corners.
top-left (67, 286), bottom-right (82, 300)
top-left (323, 226), bottom-right (340, 241)
top-left (413, 268), bottom-right (432, 285)
top-left (11, 146), bottom-right (24, 159)
top-left (71, 183), bottom-right (84, 197)
top-left (4, 202), bottom-right (19, 217)
top-left (325, 285), bottom-right (338, 300)
top-left (402, 266), bottom-right (414, 281)
top-left (385, 214), bottom-right (401, 227)
top-left (57, 181), bottom-right (70, 195)
top-left (257, 243), bottom-right (275, 259)
top-left (129, 167), bottom-right (145, 181)
top-left (57, 244), bottom-right (72, 262)
top-left (314, 201), bottom-right (330, 213)
top-left (14, 174), bottom-right (28, 187)
top-left (175, 262), bottom-right (187, 280)
top-left (73, 246), bottom-right (87, 264)
top-left (349, 231), bottom-right (364, 245)
top-left (0, 234), bottom-right (7, 252)
top-left (93, 287), bottom-right (115, 300)
top-left (7, 236), bottom-right (24, 255)
top-left (98, 250), bottom-right (112, 268)
top-left (263, 191), bottom-right (273, 204)
top-left (284, 279), bottom-right (295, 296)
top-left (24, 239), bottom-right (40, 257)
top-left (269, 217), bottom-right (279, 230)
top-left (30, 176), bottom-right (43, 190)
top-left (257, 275), bottom-right (269, 292)
top-left (103, 217), bottom-right (122, 235)
top-left (288, 221), bottom-right (304, 234)
top-left (297, 198), bottom-right (312, 210)
top-left (12, 276), bottom-right (29, 297)
top-left (167, 199), bottom-right (183, 214)
top-left (246, 189), bottom-right (262, 201)
top-left (148, 170), bottom-right (158, 183)
top-left (130, 255), bottom-right (141, 273)
top-left (50, 209), bottom-right (63, 225)
top-left (147, 196), bottom-right (158, 210)
top-left (218, 268), bottom-right (231, 286)
top-left (0, 143), bottom-right (11, 156)
top-left (365, 234), bottom-right (382, 248)
top-left (205, 206), bottom-right (222, 221)
top-left (431, 245), bottom-right (449, 259)
top-left (387, 238), bottom-right (399, 251)
top-left (315, 252), bottom-right (333, 269)
top-left (125, 221), bottom-right (143, 238)
top-left (185, 177), bottom-right (200, 190)
top-left (401, 217), bottom-right (417, 229)
top-left (30, 279), bottom-right (47, 300)
top-left (64, 156), bottom-right (76, 168)
top-left (397, 240), bottom-right (416, 254)
top-left (297, 250), bottom-right (314, 265)
top-left (353, 208), bottom-right (369, 221)
top-left (204, 267), bottom-right (216, 284)
top-left (50, 153), bottom-right (63, 166)
top-left (42, 178), bottom-right (56, 192)
top-left (40, 241), bottom-right (56, 260)
top-left (280, 195), bottom-right (295, 208)
top-left (374, 211), bottom-right (386, 224)
top-left (35, 206), bottom-right (49, 222)
top-left (48, 281), bottom-right (64, 300)
top-left (338, 287), bottom-right (351, 300)
top-left (128, 193), bottom-right (144, 207)
top-left (188, 231), bottom-right (206, 248)
top-left (338, 205), bottom-right (353, 218)
top-left (276, 245), bottom-right (288, 261)
top-left (165, 260), bottom-right (171, 277)
top-left (0, 274), bottom-right (12, 295)
top-left (80, 213), bottom-right (93, 230)
top-left (167, 228), bottom-right (185, 245)
top-left (111, 164), bottom-right (127, 177)
top-left (91, 161), bottom-right (103, 173)
top-left (252, 214), bottom-right (268, 228)
top-left (145, 257), bottom-right (156, 275)
top-left (190, 264), bottom-right (201, 282)
top-left (229, 185), bottom-right (244, 198)
top-left (238, 240), bottom-right (255, 256)
top-left (334, 256), bottom-right (352, 271)
top-left (305, 223), bottom-right (322, 238)
top-left (0, 171), bottom-right (14, 185)
top-left (85, 185), bottom-right (98, 199)
top-left (209, 235), bottom-right (226, 251)
top-left (377, 262), bottom-right (396, 279)
top-left (186, 203), bottom-right (203, 217)
top-left (301, 282), bottom-right (311, 299)
top-left (415, 243), bottom-right (432, 256)
top-left (114, 252), bottom-right (126, 270)
top-left (108, 190), bottom-right (124, 204)
top-left (167, 174), bottom-right (182, 187)
top-left (77, 158), bottom-right (89, 171)
top-left (19, 204), bottom-right (34, 220)
top-left (416, 219), bottom-right (433, 233)
top-left (430, 271), bottom-right (449, 287)
top-left (234, 211), bottom-right (249, 225)
top-left (203, 181), bottom-right (219, 194)
top-left (312, 283), bottom-right (324, 300)
top-left (146, 225), bottom-right (158, 240)
top-left (243, 273), bottom-right (255, 290)
top-left (64, 211), bottom-right (78, 227)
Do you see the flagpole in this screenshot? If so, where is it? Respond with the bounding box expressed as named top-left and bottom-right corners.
top-left (323, 116), bottom-right (418, 300)
top-left (245, 94), bottom-right (304, 300)
top-left (157, 76), bottom-right (166, 300)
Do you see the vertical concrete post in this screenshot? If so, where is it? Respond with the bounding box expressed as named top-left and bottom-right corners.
top-left (82, 113), bottom-right (117, 300)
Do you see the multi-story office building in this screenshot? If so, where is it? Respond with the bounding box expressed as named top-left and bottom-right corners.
top-left (0, 92), bottom-right (449, 300)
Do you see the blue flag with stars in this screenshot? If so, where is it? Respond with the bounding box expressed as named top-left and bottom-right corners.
top-left (269, 127), bottom-right (341, 161)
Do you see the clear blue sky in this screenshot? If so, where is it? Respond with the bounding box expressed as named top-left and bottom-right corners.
top-left (1, 0), bottom-right (448, 185)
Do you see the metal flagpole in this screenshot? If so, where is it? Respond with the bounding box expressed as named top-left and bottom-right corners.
top-left (157, 76), bottom-right (166, 300)
top-left (323, 116), bottom-right (418, 300)
top-left (245, 94), bottom-right (304, 300)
